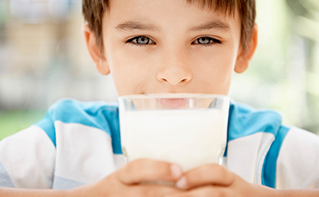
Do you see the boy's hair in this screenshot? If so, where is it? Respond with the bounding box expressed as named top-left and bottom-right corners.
top-left (82, 0), bottom-right (256, 54)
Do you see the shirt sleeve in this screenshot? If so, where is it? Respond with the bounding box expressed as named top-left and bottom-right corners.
top-left (0, 125), bottom-right (56, 189)
top-left (276, 127), bottom-right (319, 189)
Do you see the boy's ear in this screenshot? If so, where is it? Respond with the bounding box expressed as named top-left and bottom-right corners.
top-left (83, 24), bottom-right (110, 75)
top-left (234, 24), bottom-right (258, 73)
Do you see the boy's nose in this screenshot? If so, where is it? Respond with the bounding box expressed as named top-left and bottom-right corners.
top-left (156, 64), bottom-right (193, 85)
top-left (156, 55), bottom-right (193, 86)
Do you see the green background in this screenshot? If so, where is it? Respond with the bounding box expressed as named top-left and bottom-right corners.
top-left (0, 111), bottom-right (46, 140)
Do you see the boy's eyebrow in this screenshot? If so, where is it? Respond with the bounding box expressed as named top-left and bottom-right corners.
top-left (189, 20), bottom-right (231, 32)
top-left (115, 19), bottom-right (231, 32)
top-left (116, 21), bottom-right (159, 31)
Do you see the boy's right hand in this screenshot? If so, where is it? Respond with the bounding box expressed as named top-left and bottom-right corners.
top-left (69, 159), bottom-right (184, 197)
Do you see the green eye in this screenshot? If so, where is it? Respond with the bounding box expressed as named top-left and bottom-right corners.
top-left (127, 36), bottom-right (155, 45)
top-left (193, 37), bottom-right (221, 45)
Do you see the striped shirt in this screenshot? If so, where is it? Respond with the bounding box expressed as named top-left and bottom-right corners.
top-left (0, 99), bottom-right (319, 189)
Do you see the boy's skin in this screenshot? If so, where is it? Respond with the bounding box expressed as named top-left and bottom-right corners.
top-left (1, 0), bottom-right (319, 196)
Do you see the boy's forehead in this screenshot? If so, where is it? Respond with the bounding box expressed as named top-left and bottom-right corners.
top-left (105, 0), bottom-right (239, 32)
top-left (107, 0), bottom-right (236, 14)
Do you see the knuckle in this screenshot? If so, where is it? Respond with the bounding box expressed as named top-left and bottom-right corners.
top-left (128, 159), bottom-right (149, 171)
top-left (147, 160), bottom-right (171, 176)
top-left (199, 164), bottom-right (221, 177)
top-left (125, 160), bottom-right (139, 174)
top-left (218, 165), bottom-right (228, 178)
top-left (208, 164), bottom-right (227, 179)
top-left (201, 164), bottom-right (211, 172)
top-left (156, 162), bottom-right (171, 176)
top-left (203, 163), bottom-right (219, 171)
top-left (216, 165), bottom-right (235, 184)
top-left (122, 159), bottom-right (146, 182)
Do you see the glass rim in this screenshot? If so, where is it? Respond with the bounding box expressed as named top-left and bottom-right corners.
top-left (118, 93), bottom-right (230, 100)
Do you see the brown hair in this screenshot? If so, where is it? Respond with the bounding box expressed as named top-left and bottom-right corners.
top-left (82, 0), bottom-right (256, 53)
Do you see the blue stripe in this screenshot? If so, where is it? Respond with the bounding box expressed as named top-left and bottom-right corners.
top-left (102, 107), bottom-right (122, 154)
top-left (36, 114), bottom-right (56, 147)
top-left (34, 99), bottom-right (122, 154)
top-left (0, 162), bottom-right (15, 188)
top-left (262, 126), bottom-right (290, 188)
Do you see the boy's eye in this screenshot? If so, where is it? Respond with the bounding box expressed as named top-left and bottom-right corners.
top-left (127, 36), bottom-right (155, 45)
top-left (126, 36), bottom-right (221, 46)
top-left (192, 37), bottom-right (221, 45)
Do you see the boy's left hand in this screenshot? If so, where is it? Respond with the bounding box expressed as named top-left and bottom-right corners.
top-left (165, 164), bottom-right (275, 197)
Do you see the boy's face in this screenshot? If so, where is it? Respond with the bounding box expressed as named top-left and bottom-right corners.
top-left (85, 0), bottom-right (257, 96)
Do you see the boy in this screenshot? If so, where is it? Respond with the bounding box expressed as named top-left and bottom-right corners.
top-left (1, 0), bottom-right (319, 196)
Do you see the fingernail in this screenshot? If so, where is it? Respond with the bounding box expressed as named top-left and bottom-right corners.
top-left (176, 176), bottom-right (187, 189)
top-left (170, 164), bottom-right (182, 178)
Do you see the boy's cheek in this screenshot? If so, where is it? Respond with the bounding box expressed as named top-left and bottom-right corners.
top-left (112, 73), bottom-right (150, 96)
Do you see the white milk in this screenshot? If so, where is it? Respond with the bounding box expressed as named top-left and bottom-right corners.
top-left (120, 109), bottom-right (227, 171)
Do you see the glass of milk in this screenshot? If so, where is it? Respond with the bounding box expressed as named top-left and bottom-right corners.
top-left (118, 94), bottom-right (230, 172)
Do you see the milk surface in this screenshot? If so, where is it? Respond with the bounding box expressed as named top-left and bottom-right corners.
top-left (120, 109), bottom-right (227, 171)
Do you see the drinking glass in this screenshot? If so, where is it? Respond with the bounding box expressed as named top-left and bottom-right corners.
top-left (118, 93), bottom-right (230, 171)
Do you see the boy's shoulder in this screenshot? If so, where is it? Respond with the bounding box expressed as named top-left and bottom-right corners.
top-left (0, 99), bottom-right (123, 189)
top-left (47, 98), bottom-right (118, 118)
top-left (228, 99), bottom-right (286, 142)
top-left (35, 98), bottom-right (121, 152)
top-left (227, 100), bottom-right (319, 188)
top-left (38, 98), bottom-right (119, 128)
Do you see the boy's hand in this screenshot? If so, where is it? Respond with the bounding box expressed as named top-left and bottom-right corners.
top-left (164, 164), bottom-right (276, 197)
top-left (70, 159), bottom-right (184, 197)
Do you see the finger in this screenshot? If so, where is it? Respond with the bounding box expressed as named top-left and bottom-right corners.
top-left (164, 185), bottom-right (234, 197)
top-left (131, 184), bottom-right (185, 197)
top-left (117, 159), bottom-right (183, 185)
top-left (175, 164), bottom-right (235, 189)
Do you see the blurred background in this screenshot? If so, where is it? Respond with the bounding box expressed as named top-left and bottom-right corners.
top-left (0, 0), bottom-right (318, 140)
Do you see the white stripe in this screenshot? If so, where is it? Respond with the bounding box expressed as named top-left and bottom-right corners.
top-left (227, 132), bottom-right (274, 184)
top-left (277, 127), bottom-right (319, 189)
top-left (52, 175), bottom-right (85, 190)
top-left (54, 121), bottom-right (117, 184)
top-left (113, 154), bottom-right (126, 169)
top-left (0, 125), bottom-right (55, 188)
